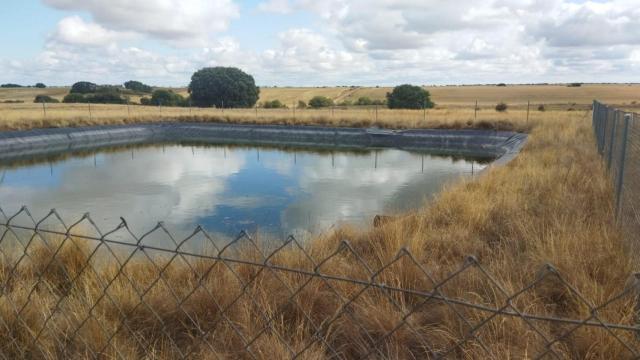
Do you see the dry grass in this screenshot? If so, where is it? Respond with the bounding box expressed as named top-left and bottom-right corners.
top-left (0, 102), bottom-right (572, 133)
top-left (0, 108), bottom-right (636, 358)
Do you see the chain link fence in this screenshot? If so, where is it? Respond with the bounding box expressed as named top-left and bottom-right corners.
top-left (593, 101), bottom-right (640, 245)
top-left (1, 206), bottom-right (639, 359)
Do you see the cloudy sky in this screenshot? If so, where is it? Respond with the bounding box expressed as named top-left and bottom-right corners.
top-left (1, 0), bottom-right (639, 86)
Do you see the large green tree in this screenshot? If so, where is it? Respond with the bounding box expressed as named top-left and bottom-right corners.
top-left (70, 81), bottom-right (98, 94)
top-left (188, 67), bottom-right (259, 108)
top-left (386, 84), bottom-right (434, 109)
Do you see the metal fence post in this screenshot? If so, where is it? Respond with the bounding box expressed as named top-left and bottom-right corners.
top-left (615, 114), bottom-right (632, 218)
top-left (607, 111), bottom-right (619, 170)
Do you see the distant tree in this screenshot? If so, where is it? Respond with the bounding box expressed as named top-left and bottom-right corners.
top-left (263, 99), bottom-right (286, 109)
top-left (124, 80), bottom-right (153, 93)
top-left (538, 104), bottom-right (546, 112)
top-left (386, 84), bottom-right (434, 109)
top-left (495, 102), bottom-right (508, 112)
top-left (0, 83), bottom-right (22, 88)
top-left (34, 95), bottom-right (59, 103)
top-left (372, 99), bottom-right (386, 106)
top-left (70, 81), bottom-right (98, 94)
top-left (567, 83), bottom-right (583, 87)
top-left (297, 100), bottom-right (307, 109)
top-left (34, 83), bottom-right (46, 89)
top-left (496, 83), bottom-right (507, 87)
top-left (188, 67), bottom-right (260, 108)
top-left (308, 96), bottom-right (334, 108)
top-left (149, 89), bottom-right (185, 107)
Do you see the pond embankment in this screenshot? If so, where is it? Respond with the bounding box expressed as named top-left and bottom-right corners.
top-left (0, 122), bottom-right (527, 164)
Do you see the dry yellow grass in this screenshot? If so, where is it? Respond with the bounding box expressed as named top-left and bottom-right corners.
top-left (0, 101), bottom-right (571, 133)
top-left (0, 107), bottom-right (636, 358)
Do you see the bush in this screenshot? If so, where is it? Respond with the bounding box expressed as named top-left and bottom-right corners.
top-left (34, 83), bottom-right (46, 89)
top-left (124, 80), bottom-right (153, 93)
top-left (567, 83), bottom-right (582, 87)
top-left (87, 92), bottom-right (127, 104)
top-left (355, 97), bottom-right (373, 106)
top-left (297, 100), bottom-right (307, 109)
top-left (189, 67), bottom-right (260, 108)
top-left (495, 102), bottom-right (508, 112)
top-left (0, 83), bottom-right (22, 88)
top-left (63, 93), bottom-right (86, 103)
top-left (538, 104), bottom-right (546, 112)
top-left (263, 99), bottom-right (286, 109)
top-left (34, 95), bottom-right (59, 103)
top-left (308, 96), bottom-right (334, 108)
top-left (140, 97), bottom-right (152, 106)
top-left (149, 89), bottom-right (185, 107)
top-left (70, 82), bottom-right (98, 94)
top-left (386, 84), bottom-right (434, 109)
top-left (496, 83), bottom-right (507, 87)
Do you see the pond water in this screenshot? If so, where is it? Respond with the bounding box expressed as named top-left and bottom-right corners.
top-left (0, 144), bottom-right (492, 242)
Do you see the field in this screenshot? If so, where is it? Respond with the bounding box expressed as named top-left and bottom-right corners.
top-left (2, 83), bottom-right (640, 108)
top-left (0, 85), bottom-right (638, 358)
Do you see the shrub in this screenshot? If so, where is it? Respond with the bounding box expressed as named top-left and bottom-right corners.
top-left (372, 99), bottom-right (386, 106)
top-left (0, 83), bottom-right (22, 88)
top-left (297, 100), bottom-right (307, 109)
top-left (355, 97), bottom-right (373, 106)
top-left (34, 95), bottom-right (59, 103)
top-left (70, 82), bottom-right (98, 94)
top-left (189, 67), bottom-right (260, 108)
top-left (386, 84), bottom-right (434, 109)
top-left (34, 83), bottom-right (46, 89)
top-left (87, 92), bottom-right (127, 104)
top-left (338, 100), bottom-right (353, 106)
top-left (124, 80), bottom-right (152, 93)
top-left (140, 97), bottom-right (152, 106)
top-left (149, 89), bottom-right (185, 107)
top-left (63, 93), bottom-right (87, 103)
top-left (308, 96), bottom-right (334, 108)
top-left (263, 99), bottom-right (286, 109)
top-left (496, 83), bottom-right (507, 87)
top-left (538, 104), bottom-right (546, 112)
top-left (567, 83), bottom-right (583, 87)
top-left (495, 102), bottom-right (508, 112)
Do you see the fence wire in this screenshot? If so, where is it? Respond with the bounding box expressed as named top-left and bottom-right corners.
top-left (0, 205), bottom-right (639, 359)
top-left (593, 101), bottom-right (640, 245)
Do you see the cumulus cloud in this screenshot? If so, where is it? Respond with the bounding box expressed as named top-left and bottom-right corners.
top-left (43, 0), bottom-right (239, 45)
top-left (3, 0), bottom-right (638, 85)
top-left (51, 16), bottom-right (130, 47)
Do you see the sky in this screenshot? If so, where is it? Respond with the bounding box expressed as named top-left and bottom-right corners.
top-left (0, 0), bottom-right (639, 87)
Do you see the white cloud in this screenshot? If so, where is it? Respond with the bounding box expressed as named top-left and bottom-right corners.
top-left (258, 0), bottom-right (293, 14)
top-left (51, 16), bottom-right (129, 47)
top-left (43, 0), bottom-right (239, 45)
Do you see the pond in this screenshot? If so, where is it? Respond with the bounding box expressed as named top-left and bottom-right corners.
top-left (0, 143), bottom-right (492, 242)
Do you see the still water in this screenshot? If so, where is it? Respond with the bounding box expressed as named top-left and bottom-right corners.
top-left (0, 144), bottom-right (491, 241)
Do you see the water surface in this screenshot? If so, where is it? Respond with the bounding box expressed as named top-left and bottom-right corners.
top-left (0, 144), bottom-right (491, 242)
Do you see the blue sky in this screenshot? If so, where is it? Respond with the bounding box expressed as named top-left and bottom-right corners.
top-left (1, 0), bottom-right (639, 86)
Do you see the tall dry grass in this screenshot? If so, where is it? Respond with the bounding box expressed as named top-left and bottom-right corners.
top-left (0, 108), bottom-right (636, 358)
top-left (0, 102), bottom-right (554, 132)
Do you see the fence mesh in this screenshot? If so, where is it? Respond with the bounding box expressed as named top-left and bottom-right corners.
top-left (593, 101), bottom-right (640, 245)
top-left (0, 205), bottom-right (639, 359)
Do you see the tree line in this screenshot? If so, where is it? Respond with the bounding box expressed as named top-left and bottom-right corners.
top-left (28, 67), bottom-right (437, 110)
